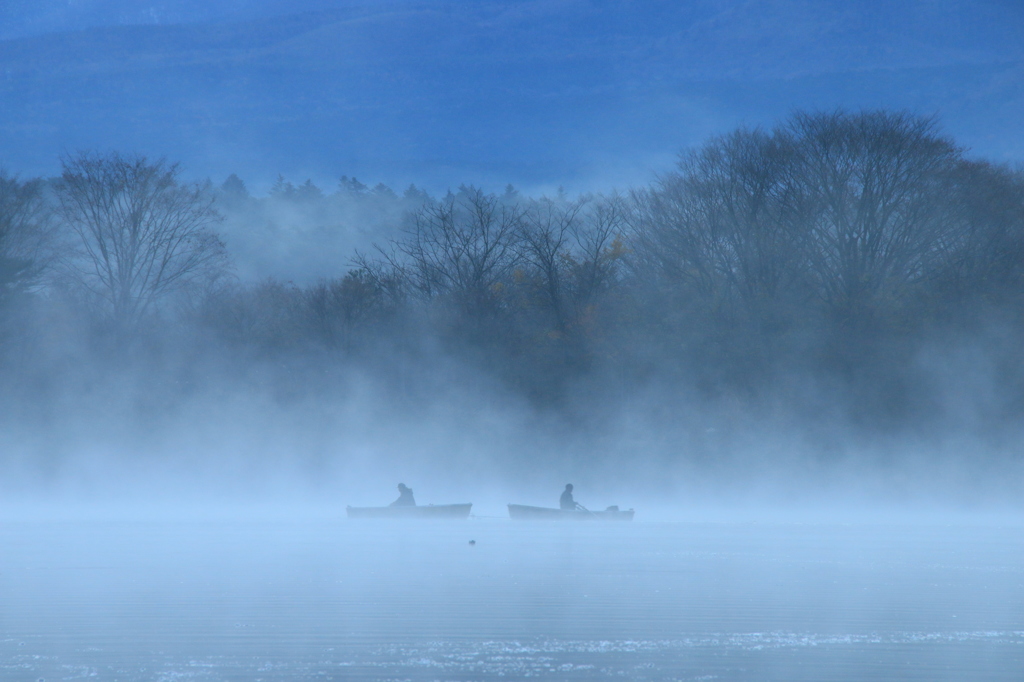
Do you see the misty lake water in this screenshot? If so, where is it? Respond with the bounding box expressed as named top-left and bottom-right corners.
top-left (1, 515), bottom-right (1021, 681)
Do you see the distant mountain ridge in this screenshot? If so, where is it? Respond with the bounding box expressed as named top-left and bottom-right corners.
top-left (1, 1), bottom-right (1022, 190)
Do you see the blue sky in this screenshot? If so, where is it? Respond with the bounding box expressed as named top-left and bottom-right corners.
top-left (1, 0), bottom-right (1022, 193)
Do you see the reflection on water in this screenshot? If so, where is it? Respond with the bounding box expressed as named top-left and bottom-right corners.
top-left (1, 518), bottom-right (1021, 680)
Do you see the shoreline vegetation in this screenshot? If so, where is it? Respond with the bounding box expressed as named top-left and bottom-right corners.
top-left (1, 109), bottom-right (1023, 486)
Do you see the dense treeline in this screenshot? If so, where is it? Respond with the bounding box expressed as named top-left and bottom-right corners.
top-left (2, 110), bottom-right (1024, 460)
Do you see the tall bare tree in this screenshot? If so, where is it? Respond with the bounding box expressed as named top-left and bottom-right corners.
top-left (55, 152), bottom-right (228, 328)
top-left (930, 160), bottom-right (1024, 305)
top-left (517, 196), bottom-right (583, 334)
top-left (383, 186), bottom-right (523, 317)
top-left (632, 112), bottom-right (966, 330)
top-left (0, 172), bottom-right (55, 303)
top-left (628, 128), bottom-right (807, 318)
top-left (791, 111), bottom-right (961, 324)
top-left (518, 195), bottom-right (626, 337)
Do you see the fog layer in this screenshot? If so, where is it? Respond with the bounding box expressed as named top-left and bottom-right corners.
top-left (0, 110), bottom-right (1022, 513)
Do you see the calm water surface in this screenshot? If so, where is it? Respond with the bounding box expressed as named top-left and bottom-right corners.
top-left (1, 517), bottom-right (1021, 680)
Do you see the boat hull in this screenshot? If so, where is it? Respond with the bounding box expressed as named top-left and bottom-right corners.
top-left (346, 503), bottom-right (473, 519)
top-left (507, 504), bottom-right (634, 521)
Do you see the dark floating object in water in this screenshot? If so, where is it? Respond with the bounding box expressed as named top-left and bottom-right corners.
top-left (346, 503), bottom-right (473, 519)
top-left (507, 504), bottom-right (634, 521)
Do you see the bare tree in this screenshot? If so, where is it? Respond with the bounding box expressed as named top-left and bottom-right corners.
top-left (628, 128), bottom-right (807, 316)
top-left (517, 196), bottom-right (583, 334)
top-left (930, 160), bottom-right (1024, 305)
top-left (631, 112), bottom-right (966, 331)
top-left (55, 152), bottom-right (229, 328)
top-left (0, 172), bottom-right (55, 303)
top-left (302, 269), bottom-right (393, 349)
top-left (518, 194), bottom-right (626, 337)
top-left (790, 111), bottom-right (961, 324)
top-left (383, 187), bottom-right (523, 317)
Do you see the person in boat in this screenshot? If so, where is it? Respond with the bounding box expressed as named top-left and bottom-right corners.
top-left (560, 483), bottom-right (583, 511)
top-left (390, 483), bottom-right (416, 507)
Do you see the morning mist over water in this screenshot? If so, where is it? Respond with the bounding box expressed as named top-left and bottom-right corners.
top-left (1, 1), bottom-right (1023, 680)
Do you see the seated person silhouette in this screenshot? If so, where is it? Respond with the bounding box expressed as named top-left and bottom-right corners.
top-left (560, 483), bottom-right (582, 511)
top-left (390, 483), bottom-right (416, 507)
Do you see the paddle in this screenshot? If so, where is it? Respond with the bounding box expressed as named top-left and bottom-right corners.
top-left (575, 503), bottom-right (598, 517)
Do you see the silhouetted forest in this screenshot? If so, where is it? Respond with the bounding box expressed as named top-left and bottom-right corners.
top-left (2, 110), bottom-right (1023, 468)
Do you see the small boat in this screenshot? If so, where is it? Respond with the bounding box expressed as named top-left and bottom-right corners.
top-left (346, 503), bottom-right (473, 519)
top-left (507, 504), bottom-right (634, 521)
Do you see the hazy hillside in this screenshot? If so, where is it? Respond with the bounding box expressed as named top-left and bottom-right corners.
top-left (1, 0), bottom-right (1022, 190)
